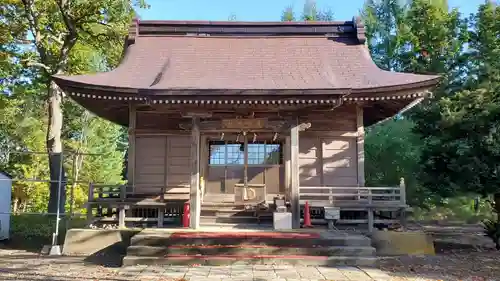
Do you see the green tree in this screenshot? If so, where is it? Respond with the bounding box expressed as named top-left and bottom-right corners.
top-left (281, 0), bottom-right (334, 22)
top-left (362, 0), bottom-right (408, 70)
top-left (365, 119), bottom-right (429, 206)
top-left (414, 2), bottom-right (500, 248)
top-left (1, 0), bottom-right (147, 213)
top-left (362, 0), bottom-right (468, 208)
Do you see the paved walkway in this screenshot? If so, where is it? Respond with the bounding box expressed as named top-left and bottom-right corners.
top-left (0, 262), bottom-right (404, 281)
top-left (0, 249), bottom-right (443, 281)
top-left (118, 264), bottom-right (394, 280)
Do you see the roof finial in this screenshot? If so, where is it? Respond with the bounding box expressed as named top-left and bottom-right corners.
top-left (127, 17), bottom-right (140, 45)
top-left (353, 16), bottom-right (366, 45)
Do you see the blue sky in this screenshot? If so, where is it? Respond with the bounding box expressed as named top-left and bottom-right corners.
top-left (138, 0), bottom-right (483, 21)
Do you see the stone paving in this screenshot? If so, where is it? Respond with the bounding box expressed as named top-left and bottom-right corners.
top-left (0, 248), bottom-right (444, 281)
top-left (118, 264), bottom-right (395, 280)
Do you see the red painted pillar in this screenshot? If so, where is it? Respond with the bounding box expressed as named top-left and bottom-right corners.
top-left (182, 201), bottom-right (190, 228)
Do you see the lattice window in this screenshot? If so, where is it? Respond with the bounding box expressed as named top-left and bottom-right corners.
top-left (226, 143), bottom-right (244, 165)
top-left (208, 140), bottom-right (282, 165)
top-left (209, 141), bottom-right (226, 165)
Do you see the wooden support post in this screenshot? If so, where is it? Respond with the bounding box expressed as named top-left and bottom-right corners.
top-left (118, 184), bottom-right (127, 228)
top-left (200, 135), bottom-right (208, 203)
top-left (128, 104), bottom-right (137, 193)
top-left (118, 206), bottom-right (126, 229)
top-left (189, 117), bottom-right (201, 229)
top-left (356, 104), bottom-right (365, 187)
top-left (290, 120), bottom-right (300, 229)
top-left (290, 121), bottom-right (311, 229)
top-left (158, 186), bottom-right (165, 228)
top-left (284, 136), bottom-right (291, 202)
top-left (243, 132), bottom-right (248, 201)
top-left (367, 188), bottom-right (373, 233)
top-left (87, 183), bottom-right (94, 223)
top-left (399, 177), bottom-right (407, 229)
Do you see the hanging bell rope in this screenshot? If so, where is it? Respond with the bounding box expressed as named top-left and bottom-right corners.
top-left (253, 133), bottom-right (257, 143)
top-left (220, 132), bottom-right (224, 141)
top-left (273, 132), bottom-right (278, 142)
top-left (236, 133), bottom-right (240, 142)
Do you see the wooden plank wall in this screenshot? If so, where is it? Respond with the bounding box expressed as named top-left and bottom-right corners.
top-left (134, 135), bottom-right (191, 196)
top-left (298, 104), bottom-right (361, 194)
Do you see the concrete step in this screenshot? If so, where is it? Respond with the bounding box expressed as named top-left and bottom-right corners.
top-left (122, 255), bottom-right (377, 267)
top-left (130, 232), bottom-right (372, 247)
top-left (127, 245), bottom-right (376, 257)
top-left (200, 209), bottom-right (256, 217)
top-left (200, 216), bottom-right (273, 224)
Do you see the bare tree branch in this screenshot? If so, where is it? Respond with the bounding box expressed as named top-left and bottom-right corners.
top-left (24, 61), bottom-right (52, 72)
top-left (54, 0), bottom-right (78, 74)
top-left (43, 33), bottom-right (65, 46)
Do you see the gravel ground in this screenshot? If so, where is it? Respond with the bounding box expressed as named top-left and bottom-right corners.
top-left (1, 223), bottom-right (498, 280)
top-left (0, 248), bottom-right (499, 281)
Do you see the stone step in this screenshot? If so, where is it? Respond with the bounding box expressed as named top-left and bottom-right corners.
top-left (201, 202), bottom-right (245, 208)
top-left (130, 232), bottom-right (372, 247)
top-left (200, 209), bottom-right (256, 217)
top-left (200, 216), bottom-right (273, 224)
top-left (122, 255), bottom-right (377, 267)
top-left (127, 245), bottom-right (376, 257)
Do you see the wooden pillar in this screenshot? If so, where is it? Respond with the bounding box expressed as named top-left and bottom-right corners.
top-left (290, 120), bottom-right (301, 229)
top-left (87, 183), bottom-right (94, 224)
top-left (128, 104), bottom-right (137, 192)
top-left (199, 135), bottom-right (208, 203)
top-left (118, 185), bottom-right (126, 228)
top-left (189, 117), bottom-right (201, 229)
top-left (243, 132), bottom-right (248, 201)
top-left (290, 121), bottom-right (311, 229)
top-left (284, 136), bottom-right (291, 201)
top-left (356, 104), bottom-right (365, 186)
top-left (399, 177), bottom-right (407, 229)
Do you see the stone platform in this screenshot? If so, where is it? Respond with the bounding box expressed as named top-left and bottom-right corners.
top-left (123, 228), bottom-right (377, 267)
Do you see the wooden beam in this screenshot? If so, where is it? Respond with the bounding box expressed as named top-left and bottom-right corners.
top-left (189, 117), bottom-right (201, 229)
top-left (181, 111), bottom-right (213, 118)
top-left (290, 119), bottom-right (301, 229)
top-left (179, 118), bottom-right (291, 132)
top-left (356, 105), bottom-right (365, 187)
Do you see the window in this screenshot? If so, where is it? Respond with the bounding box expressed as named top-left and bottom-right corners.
top-left (208, 140), bottom-right (283, 165)
top-left (248, 142), bottom-right (282, 165)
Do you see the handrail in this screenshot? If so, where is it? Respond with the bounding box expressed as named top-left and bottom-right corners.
top-left (298, 178), bottom-right (407, 206)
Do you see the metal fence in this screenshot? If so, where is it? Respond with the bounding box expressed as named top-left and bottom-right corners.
top-left (0, 149), bottom-right (124, 246)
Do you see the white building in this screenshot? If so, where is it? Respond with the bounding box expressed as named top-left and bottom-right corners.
top-left (0, 172), bottom-right (12, 240)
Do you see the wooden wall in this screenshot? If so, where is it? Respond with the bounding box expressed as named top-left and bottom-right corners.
top-left (298, 104), bottom-right (361, 190)
top-left (134, 135), bottom-right (191, 196)
top-left (130, 103), bottom-right (364, 200)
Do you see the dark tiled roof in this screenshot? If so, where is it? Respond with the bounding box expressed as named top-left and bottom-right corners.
top-left (53, 19), bottom-right (439, 96)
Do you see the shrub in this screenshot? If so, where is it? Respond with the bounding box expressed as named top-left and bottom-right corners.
top-left (6, 214), bottom-right (86, 250)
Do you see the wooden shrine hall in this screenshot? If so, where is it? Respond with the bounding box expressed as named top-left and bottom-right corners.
top-left (53, 17), bottom-right (440, 231)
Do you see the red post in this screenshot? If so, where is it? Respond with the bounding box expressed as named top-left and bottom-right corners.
top-left (303, 201), bottom-right (313, 228)
top-left (182, 201), bottom-right (190, 228)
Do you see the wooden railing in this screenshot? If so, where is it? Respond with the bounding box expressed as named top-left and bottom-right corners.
top-left (299, 178), bottom-right (406, 206)
top-left (298, 178), bottom-right (407, 232)
top-left (86, 184), bottom-right (186, 228)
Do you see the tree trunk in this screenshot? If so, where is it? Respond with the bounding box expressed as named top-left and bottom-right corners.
top-left (12, 198), bottom-right (18, 214)
top-left (46, 80), bottom-right (66, 214)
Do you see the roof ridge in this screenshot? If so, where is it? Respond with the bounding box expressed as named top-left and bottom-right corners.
top-left (127, 16), bottom-right (366, 44)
